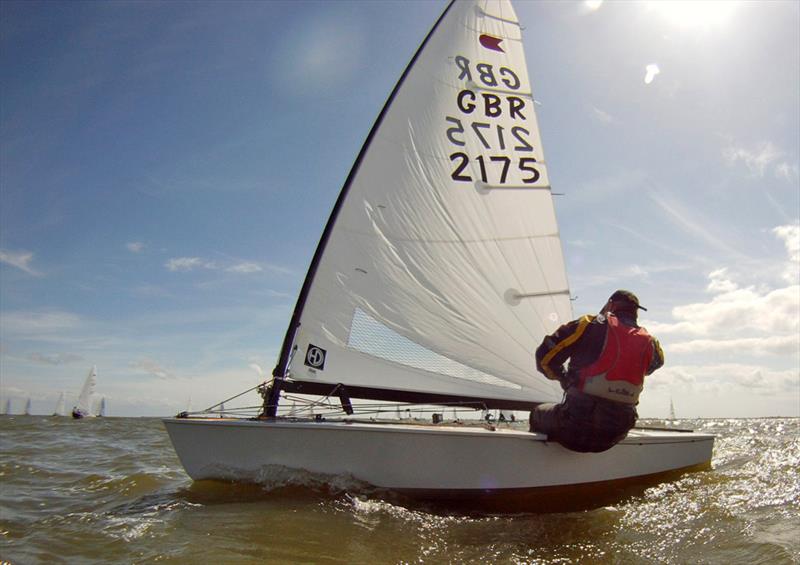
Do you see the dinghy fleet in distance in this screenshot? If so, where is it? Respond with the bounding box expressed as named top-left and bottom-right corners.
top-left (0, 365), bottom-right (107, 418)
top-left (163, 0), bottom-right (715, 514)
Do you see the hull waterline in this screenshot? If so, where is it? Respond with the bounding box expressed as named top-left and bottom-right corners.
top-left (163, 418), bottom-right (714, 512)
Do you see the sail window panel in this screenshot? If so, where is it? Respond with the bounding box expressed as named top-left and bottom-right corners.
top-left (291, 329), bottom-right (560, 403)
top-left (347, 307), bottom-right (519, 389)
top-left (303, 221), bottom-right (568, 388)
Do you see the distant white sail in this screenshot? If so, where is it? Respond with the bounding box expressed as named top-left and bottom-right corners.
top-left (99, 397), bottom-right (107, 417)
top-left (54, 392), bottom-right (66, 416)
top-left (74, 366), bottom-right (97, 417)
top-left (24, 398), bottom-right (31, 416)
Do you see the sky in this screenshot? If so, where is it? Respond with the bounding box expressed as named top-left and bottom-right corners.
top-left (1, 0), bottom-right (798, 418)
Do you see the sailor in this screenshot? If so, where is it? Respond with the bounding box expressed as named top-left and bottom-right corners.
top-left (529, 290), bottom-right (664, 453)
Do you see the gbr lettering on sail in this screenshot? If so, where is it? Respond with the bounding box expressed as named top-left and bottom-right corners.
top-left (445, 54), bottom-right (541, 186)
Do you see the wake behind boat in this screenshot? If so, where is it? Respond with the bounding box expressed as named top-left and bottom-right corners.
top-left (164, 0), bottom-right (713, 512)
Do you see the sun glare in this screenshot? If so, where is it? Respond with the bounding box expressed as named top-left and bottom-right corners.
top-left (644, 64), bottom-right (660, 85)
top-left (645, 0), bottom-right (740, 30)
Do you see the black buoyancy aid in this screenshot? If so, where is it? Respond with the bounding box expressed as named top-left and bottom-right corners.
top-left (577, 314), bottom-right (653, 404)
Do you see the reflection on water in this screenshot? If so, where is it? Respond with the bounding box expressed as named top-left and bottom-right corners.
top-left (0, 417), bottom-right (797, 563)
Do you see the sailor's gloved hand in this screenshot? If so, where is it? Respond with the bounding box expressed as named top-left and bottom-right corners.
top-left (557, 369), bottom-right (572, 391)
top-left (558, 370), bottom-right (578, 390)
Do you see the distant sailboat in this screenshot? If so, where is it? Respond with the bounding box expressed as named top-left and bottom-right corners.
top-left (24, 398), bottom-right (32, 416)
top-left (98, 397), bottom-right (107, 417)
top-left (2, 398), bottom-right (9, 415)
top-left (54, 392), bottom-right (66, 416)
top-left (72, 366), bottom-right (97, 419)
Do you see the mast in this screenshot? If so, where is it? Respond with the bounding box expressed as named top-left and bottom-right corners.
top-left (266, 0), bottom-right (458, 416)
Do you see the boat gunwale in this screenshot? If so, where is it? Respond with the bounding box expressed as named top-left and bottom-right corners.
top-left (162, 417), bottom-right (715, 444)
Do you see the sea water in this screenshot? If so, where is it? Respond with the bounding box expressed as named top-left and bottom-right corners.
top-left (0, 416), bottom-right (797, 564)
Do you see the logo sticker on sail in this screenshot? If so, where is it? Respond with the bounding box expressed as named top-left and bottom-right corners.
top-left (479, 34), bottom-right (504, 53)
top-left (305, 344), bottom-right (327, 370)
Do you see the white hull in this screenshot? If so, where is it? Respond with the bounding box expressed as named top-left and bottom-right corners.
top-left (164, 418), bottom-right (713, 511)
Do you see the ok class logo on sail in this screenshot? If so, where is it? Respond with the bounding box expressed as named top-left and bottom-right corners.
top-left (304, 344), bottom-right (327, 371)
top-left (445, 36), bottom-right (542, 186)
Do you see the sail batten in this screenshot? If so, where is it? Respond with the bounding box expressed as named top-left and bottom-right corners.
top-left (277, 0), bottom-right (571, 406)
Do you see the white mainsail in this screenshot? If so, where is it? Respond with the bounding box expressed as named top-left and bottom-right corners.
top-left (24, 398), bottom-right (32, 415)
top-left (76, 366), bottom-right (97, 416)
top-left (54, 392), bottom-right (66, 416)
top-left (286, 0), bottom-right (569, 404)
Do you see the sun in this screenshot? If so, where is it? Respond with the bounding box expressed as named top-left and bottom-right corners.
top-left (644, 0), bottom-right (740, 30)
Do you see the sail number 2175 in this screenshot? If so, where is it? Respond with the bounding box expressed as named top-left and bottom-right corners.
top-left (445, 116), bottom-right (541, 185)
top-left (450, 153), bottom-right (540, 184)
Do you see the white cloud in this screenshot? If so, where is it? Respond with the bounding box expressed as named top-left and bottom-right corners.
top-left (165, 256), bottom-right (292, 276)
top-left (591, 106), bottom-right (613, 124)
top-left (706, 268), bottom-right (737, 293)
top-left (775, 162), bottom-right (800, 182)
top-left (0, 248), bottom-right (41, 276)
top-left (1, 310), bottom-right (82, 336)
top-left (126, 241), bottom-right (145, 253)
top-left (669, 284), bottom-right (799, 336)
top-left (227, 262), bottom-right (263, 274)
top-left (27, 352), bottom-right (84, 365)
top-left (129, 358), bottom-right (173, 379)
top-left (669, 334), bottom-right (799, 356)
top-left (649, 363), bottom-right (798, 396)
top-left (649, 225), bottom-right (800, 370)
top-left (773, 223), bottom-right (799, 284)
top-left (165, 257), bottom-right (216, 272)
top-left (723, 141), bottom-right (796, 180)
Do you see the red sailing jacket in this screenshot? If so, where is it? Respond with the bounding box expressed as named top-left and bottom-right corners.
top-left (577, 314), bottom-right (654, 404)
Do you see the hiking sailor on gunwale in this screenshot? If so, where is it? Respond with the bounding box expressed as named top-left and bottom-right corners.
top-left (529, 290), bottom-right (665, 453)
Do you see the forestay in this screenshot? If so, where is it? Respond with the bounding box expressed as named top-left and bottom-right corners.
top-left (283, 0), bottom-right (571, 405)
